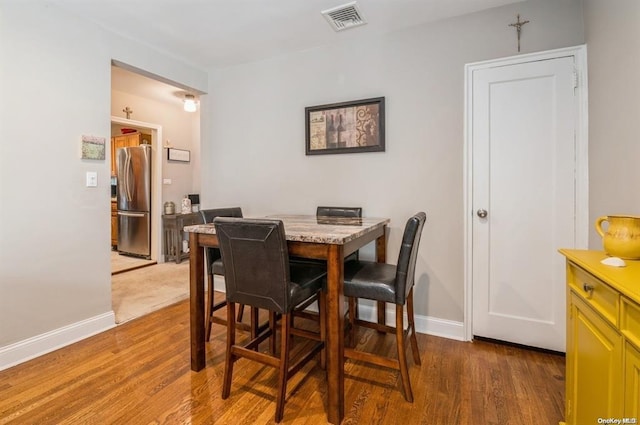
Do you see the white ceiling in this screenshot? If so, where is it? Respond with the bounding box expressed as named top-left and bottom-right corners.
top-left (70, 0), bottom-right (523, 102)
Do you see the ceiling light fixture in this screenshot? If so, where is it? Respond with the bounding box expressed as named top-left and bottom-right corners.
top-left (184, 94), bottom-right (197, 112)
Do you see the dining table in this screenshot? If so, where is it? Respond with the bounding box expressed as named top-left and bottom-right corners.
top-left (184, 214), bottom-right (390, 424)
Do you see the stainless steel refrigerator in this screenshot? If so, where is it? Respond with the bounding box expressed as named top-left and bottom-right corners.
top-left (116, 145), bottom-right (151, 259)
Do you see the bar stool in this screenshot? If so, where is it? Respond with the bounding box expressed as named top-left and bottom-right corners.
top-left (200, 207), bottom-right (246, 341)
top-left (343, 212), bottom-right (426, 401)
top-left (291, 206), bottom-right (363, 320)
top-left (214, 217), bottom-right (327, 423)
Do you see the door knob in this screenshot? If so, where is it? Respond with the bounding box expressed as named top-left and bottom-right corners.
top-left (477, 209), bottom-right (488, 218)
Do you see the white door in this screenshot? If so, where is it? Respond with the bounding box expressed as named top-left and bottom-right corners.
top-left (469, 53), bottom-right (583, 352)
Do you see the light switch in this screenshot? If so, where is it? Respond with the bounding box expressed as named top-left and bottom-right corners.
top-left (86, 171), bottom-right (98, 187)
top-left (163, 178), bottom-right (172, 185)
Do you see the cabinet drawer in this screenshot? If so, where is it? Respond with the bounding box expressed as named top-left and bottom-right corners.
top-left (621, 297), bottom-right (640, 349)
top-left (569, 264), bottom-right (619, 326)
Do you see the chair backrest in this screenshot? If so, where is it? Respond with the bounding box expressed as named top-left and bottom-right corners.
top-left (200, 207), bottom-right (243, 223)
top-left (214, 217), bottom-right (292, 314)
top-left (394, 212), bottom-right (426, 304)
top-left (200, 207), bottom-right (244, 264)
top-left (316, 206), bottom-right (362, 218)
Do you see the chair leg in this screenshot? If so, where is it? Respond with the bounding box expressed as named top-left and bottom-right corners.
top-left (250, 307), bottom-right (259, 350)
top-left (222, 301), bottom-right (236, 399)
top-left (269, 311), bottom-right (277, 355)
top-left (377, 300), bottom-right (386, 333)
top-left (275, 312), bottom-right (291, 423)
top-left (395, 304), bottom-right (413, 402)
top-left (348, 297), bottom-right (356, 346)
top-left (237, 304), bottom-right (245, 322)
top-left (319, 290), bottom-right (326, 369)
top-left (407, 288), bottom-right (421, 365)
top-left (205, 273), bottom-right (214, 342)
top-left (352, 297), bottom-right (359, 319)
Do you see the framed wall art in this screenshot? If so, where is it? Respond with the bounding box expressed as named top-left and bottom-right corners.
top-left (81, 135), bottom-right (106, 160)
top-left (305, 97), bottom-right (385, 155)
top-left (167, 148), bottom-right (190, 162)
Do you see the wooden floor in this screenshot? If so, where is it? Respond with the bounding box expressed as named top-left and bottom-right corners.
top-left (0, 298), bottom-right (565, 425)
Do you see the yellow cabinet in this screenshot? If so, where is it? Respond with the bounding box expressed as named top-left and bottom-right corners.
top-left (566, 293), bottom-right (622, 424)
top-left (561, 249), bottom-right (640, 425)
top-left (625, 341), bottom-right (640, 417)
top-left (110, 132), bottom-right (151, 176)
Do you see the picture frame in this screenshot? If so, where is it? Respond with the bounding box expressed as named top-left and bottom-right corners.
top-left (305, 97), bottom-right (385, 155)
top-left (167, 148), bottom-right (190, 162)
top-left (81, 135), bottom-right (106, 160)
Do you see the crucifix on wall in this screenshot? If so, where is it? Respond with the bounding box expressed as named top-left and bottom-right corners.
top-left (508, 14), bottom-right (530, 52)
top-left (122, 106), bottom-right (133, 119)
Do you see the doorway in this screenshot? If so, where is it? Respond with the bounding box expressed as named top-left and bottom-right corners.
top-left (110, 63), bottom-right (202, 322)
top-left (463, 46), bottom-right (589, 352)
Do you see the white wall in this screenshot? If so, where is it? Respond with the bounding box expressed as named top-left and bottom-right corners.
top-left (584, 0), bottom-right (640, 248)
top-left (202, 0), bottom-right (585, 324)
top-left (0, 2), bottom-right (207, 368)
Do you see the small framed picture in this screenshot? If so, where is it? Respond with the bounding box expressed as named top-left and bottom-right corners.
top-left (167, 148), bottom-right (190, 162)
top-left (305, 97), bottom-right (385, 155)
top-left (81, 135), bottom-right (106, 160)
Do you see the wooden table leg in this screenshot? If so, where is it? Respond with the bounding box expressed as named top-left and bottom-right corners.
top-left (326, 244), bottom-right (345, 424)
top-left (376, 228), bottom-right (387, 327)
top-left (190, 232), bottom-right (205, 371)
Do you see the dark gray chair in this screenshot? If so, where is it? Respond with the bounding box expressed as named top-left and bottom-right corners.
top-left (292, 206), bottom-right (363, 318)
top-left (316, 206), bottom-right (363, 218)
top-left (200, 207), bottom-right (245, 341)
top-left (343, 212), bottom-right (426, 402)
top-left (317, 206), bottom-right (364, 321)
top-left (317, 206), bottom-right (362, 261)
top-left (214, 217), bottom-right (326, 423)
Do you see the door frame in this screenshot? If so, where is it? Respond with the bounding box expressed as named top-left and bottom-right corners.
top-left (111, 116), bottom-right (164, 263)
top-left (462, 45), bottom-right (589, 342)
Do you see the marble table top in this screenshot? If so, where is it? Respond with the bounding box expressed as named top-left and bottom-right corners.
top-left (183, 214), bottom-right (390, 244)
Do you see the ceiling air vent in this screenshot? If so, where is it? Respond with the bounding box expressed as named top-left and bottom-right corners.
top-left (321, 2), bottom-right (367, 32)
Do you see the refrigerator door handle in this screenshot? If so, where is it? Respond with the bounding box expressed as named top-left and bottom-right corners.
top-left (118, 211), bottom-right (146, 218)
top-left (125, 150), bottom-right (133, 202)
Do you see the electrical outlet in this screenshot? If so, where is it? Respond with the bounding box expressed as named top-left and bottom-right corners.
top-left (86, 171), bottom-right (98, 187)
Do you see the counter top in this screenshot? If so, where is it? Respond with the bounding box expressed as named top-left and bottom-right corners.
top-left (184, 214), bottom-right (390, 245)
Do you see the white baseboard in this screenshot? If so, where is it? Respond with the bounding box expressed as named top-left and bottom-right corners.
top-left (357, 303), bottom-right (465, 341)
top-left (0, 311), bottom-right (116, 372)
top-left (215, 275), bottom-right (464, 342)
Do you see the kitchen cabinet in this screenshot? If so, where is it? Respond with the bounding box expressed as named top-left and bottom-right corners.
top-left (162, 212), bottom-right (203, 263)
top-left (110, 132), bottom-right (151, 176)
top-left (560, 249), bottom-right (640, 425)
top-left (111, 201), bottom-right (118, 248)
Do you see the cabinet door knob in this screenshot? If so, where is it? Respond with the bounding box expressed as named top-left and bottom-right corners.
top-left (583, 283), bottom-right (594, 296)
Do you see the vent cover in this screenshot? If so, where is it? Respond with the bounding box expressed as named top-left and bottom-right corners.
top-left (321, 2), bottom-right (367, 32)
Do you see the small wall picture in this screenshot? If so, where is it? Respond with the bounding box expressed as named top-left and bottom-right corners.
top-left (167, 148), bottom-right (190, 162)
top-left (305, 97), bottom-right (385, 155)
top-left (81, 135), bottom-right (106, 160)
